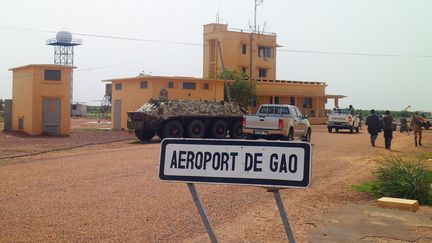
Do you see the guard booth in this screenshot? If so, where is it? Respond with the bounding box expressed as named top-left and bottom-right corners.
top-left (9, 64), bottom-right (74, 135)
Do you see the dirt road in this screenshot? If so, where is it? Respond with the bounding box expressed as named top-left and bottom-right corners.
top-left (0, 126), bottom-right (430, 242)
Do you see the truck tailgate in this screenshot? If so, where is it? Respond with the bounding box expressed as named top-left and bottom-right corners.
top-left (244, 115), bottom-right (279, 130)
top-left (328, 114), bottom-right (349, 123)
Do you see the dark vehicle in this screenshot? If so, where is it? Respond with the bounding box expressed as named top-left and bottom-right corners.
top-left (399, 117), bottom-right (410, 134)
top-left (127, 98), bottom-right (247, 141)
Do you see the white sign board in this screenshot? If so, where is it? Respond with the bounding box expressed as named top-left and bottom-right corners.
top-left (159, 139), bottom-right (312, 188)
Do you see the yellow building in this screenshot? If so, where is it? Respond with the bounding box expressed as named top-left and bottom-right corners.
top-left (203, 23), bottom-right (344, 124)
top-left (9, 64), bottom-right (73, 135)
top-left (103, 76), bottom-right (228, 130)
top-left (204, 23), bottom-right (277, 80)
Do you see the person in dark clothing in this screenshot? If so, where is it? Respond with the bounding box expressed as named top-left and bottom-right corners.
top-left (366, 109), bottom-right (380, 147)
top-left (382, 110), bottom-right (393, 149)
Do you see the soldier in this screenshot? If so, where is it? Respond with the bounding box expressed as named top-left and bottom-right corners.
top-left (366, 109), bottom-right (380, 147)
top-left (411, 111), bottom-right (425, 146)
top-left (382, 111), bottom-right (393, 150)
top-left (348, 105), bottom-right (355, 115)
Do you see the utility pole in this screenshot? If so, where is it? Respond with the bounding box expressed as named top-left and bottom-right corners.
top-left (250, 0), bottom-right (263, 81)
top-left (218, 41), bottom-right (231, 102)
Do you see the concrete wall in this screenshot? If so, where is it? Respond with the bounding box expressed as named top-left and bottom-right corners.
top-left (109, 76), bottom-right (226, 130)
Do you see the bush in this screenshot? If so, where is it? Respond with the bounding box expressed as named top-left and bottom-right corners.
top-left (371, 157), bottom-right (432, 205)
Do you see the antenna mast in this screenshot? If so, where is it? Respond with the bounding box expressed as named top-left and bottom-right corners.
top-left (254, 0), bottom-right (263, 32)
top-left (250, 0), bottom-right (263, 80)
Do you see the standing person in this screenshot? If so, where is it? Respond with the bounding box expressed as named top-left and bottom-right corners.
top-left (348, 105), bottom-right (355, 115)
top-left (358, 111), bottom-right (363, 130)
top-left (366, 109), bottom-right (380, 147)
top-left (382, 111), bottom-right (393, 149)
top-left (411, 112), bottom-right (425, 146)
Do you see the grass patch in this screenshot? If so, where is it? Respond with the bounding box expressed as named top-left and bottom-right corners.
top-left (351, 182), bottom-right (373, 193)
top-left (371, 156), bottom-right (432, 205)
top-left (417, 152), bottom-right (432, 161)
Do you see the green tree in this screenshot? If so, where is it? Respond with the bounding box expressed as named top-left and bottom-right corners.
top-left (0, 99), bottom-right (4, 111)
top-left (216, 69), bottom-right (256, 107)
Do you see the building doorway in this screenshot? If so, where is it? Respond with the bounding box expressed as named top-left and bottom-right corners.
top-left (114, 100), bottom-right (122, 130)
top-left (42, 98), bottom-right (61, 135)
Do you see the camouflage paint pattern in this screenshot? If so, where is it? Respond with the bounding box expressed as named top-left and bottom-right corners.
top-left (127, 99), bottom-right (247, 131)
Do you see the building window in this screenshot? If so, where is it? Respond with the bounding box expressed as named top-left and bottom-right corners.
top-left (203, 83), bottom-right (209, 90)
top-left (241, 44), bottom-right (247, 55)
top-left (209, 40), bottom-right (216, 62)
top-left (275, 96), bottom-right (280, 104)
top-left (115, 83), bottom-right (122, 90)
top-left (303, 97), bottom-right (312, 108)
top-left (168, 82), bottom-right (174, 88)
top-left (258, 47), bottom-right (272, 59)
top-left (290, 97), bottom-right (296, 105)
top-left (269, 96), bottom-right (273, 104)
top-left (183, 82), bottom-right (196, 90)
top-left (259, 68), bottom-right (267, 78)
top-left (140, 81), bottom-right (148, 89)
top-left (44, 70), bottom-right (61, 81)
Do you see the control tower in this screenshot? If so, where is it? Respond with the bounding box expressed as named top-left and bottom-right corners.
top-left (46, 30), bottom-right (82, 66)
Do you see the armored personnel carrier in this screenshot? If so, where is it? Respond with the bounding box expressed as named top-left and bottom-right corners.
top-left (127, 97), bottom-right (247, 141)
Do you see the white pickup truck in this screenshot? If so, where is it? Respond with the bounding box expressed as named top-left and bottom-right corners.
top-left (327, 109), bottom-right (360, 133)
top-left (242, 104), bottom-right (311, 142)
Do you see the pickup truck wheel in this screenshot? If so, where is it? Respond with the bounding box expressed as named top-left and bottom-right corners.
top-left (186, 119), bottom-right (205, 138)
top-left (210, 119), bottom-right (228, 139)
top-left (302, 128), bottom-right (312, 142)
top-left (134, 130), bottom-right (155, 141)
top-left (328, 127), bottom-right (332, 133)
top-left (161, 120), bottom-right (184, 138)
top-left (286, 129), bottom-right (294, 141)
top-left (229, 121), bottom-right (243, 139)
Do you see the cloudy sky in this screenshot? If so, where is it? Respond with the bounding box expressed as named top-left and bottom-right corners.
top-left (0, 0), bottom-right (431, 111)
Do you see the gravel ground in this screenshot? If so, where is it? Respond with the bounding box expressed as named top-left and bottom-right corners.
top-left (0, 118), bottom-right (134, 158)
top-left (0, 124), bottom-right (431, 242)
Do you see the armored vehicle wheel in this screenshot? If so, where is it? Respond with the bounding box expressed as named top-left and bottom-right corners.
top-left (302, 128), bottom-right (311, 142)
top-left (229, 120), bottom-right (243, 139)
top-left (328, 127), bottom-right (332, 133)
top-left (210, 119), bottom-right (228, 139)
top-left (161, 120), bottom-right (184, 138)
top-left (186, 119), bottom-right (205, 138)
top-left (134, 130), bottom-right (155, 141)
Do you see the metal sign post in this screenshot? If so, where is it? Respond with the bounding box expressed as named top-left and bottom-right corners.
top-left (271, 189), bottom-right (296, 242)
top-left (187, 183), bottom-right (218, 243)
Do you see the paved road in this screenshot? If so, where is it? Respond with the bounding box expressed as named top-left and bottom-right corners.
top-left (0, 126), bottom-right (430, 242)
